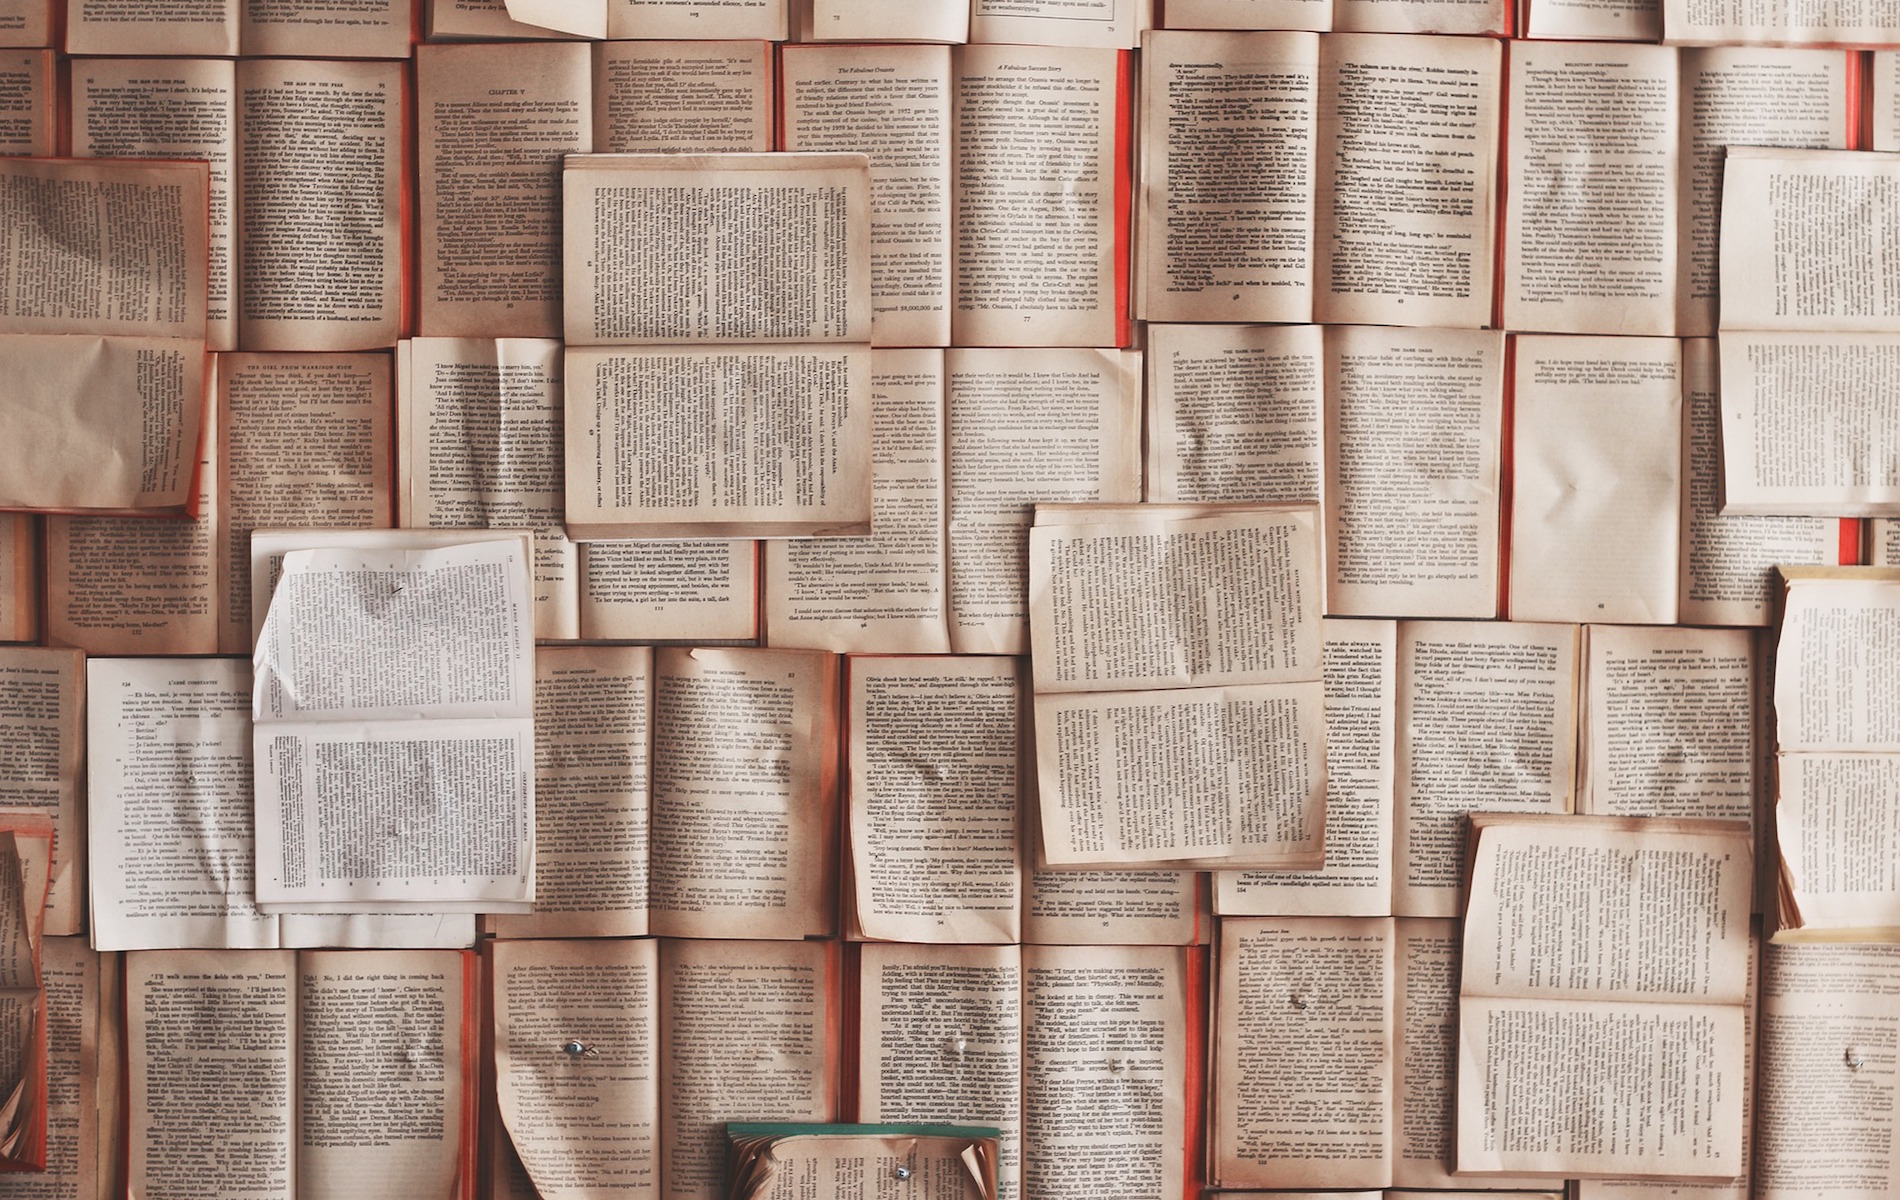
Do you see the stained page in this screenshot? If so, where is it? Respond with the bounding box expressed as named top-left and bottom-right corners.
top-left (1510, 334), bottom-right (1681, 625)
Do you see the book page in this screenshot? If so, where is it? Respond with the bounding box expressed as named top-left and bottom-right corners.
top-left (69, 56), bottom-right (237, 350)
top-left (296, 950), bottom-right (467, 1200)
top-left (950, 44), bottom-right (1127, 346)
top-left (20, 938), bottom-right (99, 1200)
top-left (45, 421), bottom-right (214, 656)
top-left (1675, 48), bottom-right (1848, 339)
top-left (486, 646), bottom-right (651, 940)
top-left (969, 0), bottom-right (1147, 47)
top-left (1212, 916), bottom-right (1394, 1188)
top-left (419, 42), bottom-right (590, 339)
top-left (1773, 576), bottom-right (1900, 751)
top-left (1663, 0), bottom-right (1900, 45)
top-left (1395, 620), bottom-right (1578, 918)
top-left (594, 41), bottom-right (771, 154)
top-left (848, 655), bottom-right (1021, 944)
top-left (782, 44), bottom-right (953, 348)
top-left (241, 0), bottom-right (411, 57)
top-left (399, 337), bottom-right (576, 640)
top-left (764, 349), bottom-right (950, 654)
top-left (1874, 518), bottom-right (1900, 564)
top-left (431, 0), bottom-right (585, 37)
top-left (1775, 753), bottom-right (1900, 934)
top-left (1143, 323), bottom-right (1323, 505)
top-left (1137, 30), bottom-right (1317, 325)
top-left (1162, 0), bottom-right (1328, 28)
top-left (1020, 944), bottom-right (1189, 1200)
top-left (1217, 619), bottom-right (1395, 919)
top-left (1315, 34), bottom-right (1499, 329)
top-left (1035, 680), bottom-right (1326, 869)
top-left (562, 152), bottom-right (871, 347)
top-left (0, 335), bottom-right (207, 517)
top-left (1521, 0), bottom-right (1659, 38)
top-left (0, 515), bottom-right (31, 644)
top-left (235, 58), bottom-right (403, 352)
top-left (87, 657), bottom-right (276, 951)
top-left (1717, 331), bottom-right (1900, 516)
top-left (945, 347), bottom-right (1142, 655)
top-left (562, 343), bottom-right (872, 539)
top-left (657, 939), bottom-right (834, 1200)
top-left (1334, 0), bottom-right (1507, 31)
top-left (1510, 334), bottom-right (1682, 624)
top-left (1503, 41), bottom-right (1678, 336)
top-left (1880, 51), bottom-right (1900, 152)
top-left (858, 942), bottom-right (1022, 1200)
top-left (0, 649), bottom-right (82, 938)
top-left (1721, 148), bottom-right (1900, 333)
top-left (806, 0), bottom-right (965, 41)
top-left (1325, 325), bottom-right (1503, 618)
top-left (219, 352), bottom-right (391, 654)
top-left (1023, 868), bottom-right (1203, 944)
top-left (649, 646), bottom-right (838, 940)
top-left (492, 937), bottom-right (660, 1200)
top-left (0, 1), bottom-right (48, 46)
top-left (503, 0), bottom-right (602, 35)
top-left (604, 0), bottom-right (786, 39)
top-left (1028, 506), bottom-right (1323, 693)
top-left (1579, 624), bottom-right (1756, 824)
top-left (65, 0), bottom-right (238, 54)
top-left (1678, 339), bottom-right (1836, 624)
top-left (577, 539), bottom-right (759, 642)
top-left (125, 949), bottom-right (295, 1199)
top-left (1753, 941), bottom-right (1900, 1199)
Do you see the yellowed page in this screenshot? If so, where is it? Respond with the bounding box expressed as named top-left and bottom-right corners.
top-left (562, 152), bottom-right (872, 348)
top-left (1161, 0), bottom-right (1329, 28)
top-left (492, 937), bottom-right (660, 1200)
top-left (125, 949), bottom-right (295, 1199)
top-left (1675, 48), bottom-right (1848, 339)
top-left (950, 44), bottom-right (1125, 347)
top-left (657, 939), bottom-right (833, 1200)
top-left (577, 540), bottom-right (759, 642)
top-left (1324, 325), bottom-right (1503, 618)
top-left (502, 0), bottom-right (602, 35)
top-left (65, 0), bottom-right (239, 55)
top-left (218, 352), bottom-right (391, 654)
top-left (1218, 618), bottom-right (1394, 918)
top-left (592, 41), bottom-right (771, 154)
top-left (1716, 331), bottom-right (1900, 517)
top-left (70, 57), bottom-right (237, 352)
top-left (1522, 0), bottom-right (1658, 38)
top-left (296, 949), bottom-right (466, 1200)
top-left (858, 943), bottom-right (1021, 1200)
top-left (43, 402), bottom-right (216, 654)
top-left (5, 937), bottom-right (98, 1200)
top-left (1035, 680), bottom-right (1326, 869)
top-left (1753, 941), bottom-right (1900, 1199)
top-left (419, 42), bottom-right (590, 340)
top-left (0, 516), bottom-right (32, 644)
top-left (1144, 323), bottom-right (1323, 505)
top-left (1020, 945), bottom-right (1188, 1198)
top-left (782, 44), bottom-right (952, 349)
top-left (0, 1), bottom-right (49, 46)
top-left (240, 0), bottom-right (412, 57)
top-left (430, 0), bottom-right (585, 37)
top-left (1315, 35), bottom-right (1498, 329)
top-left (1211, 916), bottom-right (1394, 1189)
top-left (0, 649), bottom-right (82, 939)
top-left (1510, 334), bottom-right (1681, 624)
top-left (235, 58), bottom-right (403, 351)
top-left (1503, 41), bottom-right (1678, 336)
top-left (1022, 868), bottom-right (1203, 944)
top-left (1677, 339), bottom-right (1836, 625)
top-left (764, 349), bottom-right (950, 654)
top-left (848, 655), bottom-right (1021, 944)
top-left (487, 645), bottom-right (652, 940)
top-left (969, 0), bottom-right (1147, 47)
top-left (649, 647), bottom-right (837, 940)
top-left (605, 0), bottom-right (785, 39)
top-left (0, 50), bottom-right (53, 156)
top-left (1336, 0), bottom-right (1505, 29)
top-left (1879, 50), bottom-right (1900, 151)
top-left (945, 347), bottom-right (1142, 655)
top-left (1394, 619), bottom-right (1578, 918)
top-left (805, 0), bottom-right (965, 40)
top-left (1137, 31), bottom-right (1316, 325)
top-left (1579, 624), bottom-right (1756, 823)
top-left (563, 344), bottom-right (873, 539)
top-left (1664, 0), bottom-right (1900, 44)
top-left (399, 337), bottom-right (577, 640)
